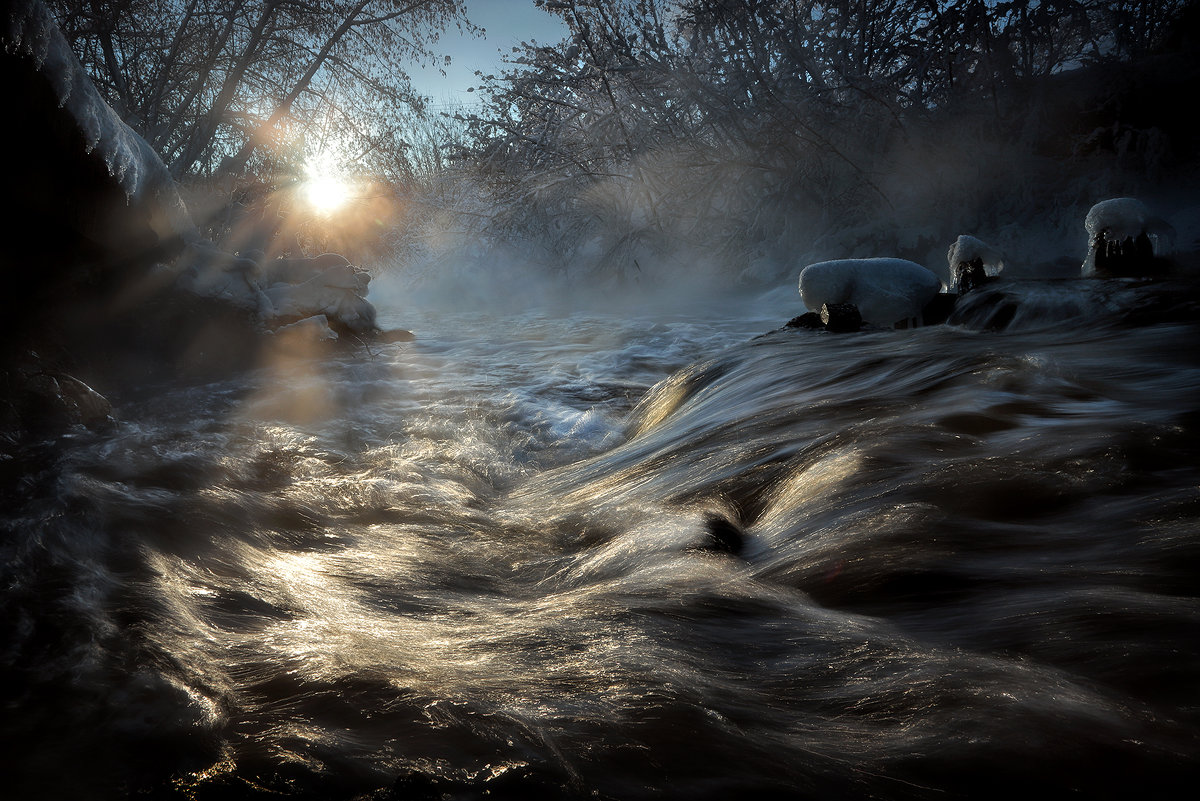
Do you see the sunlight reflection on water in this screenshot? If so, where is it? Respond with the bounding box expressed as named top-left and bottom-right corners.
top-left (3, 284), bottom-right (1199, 799)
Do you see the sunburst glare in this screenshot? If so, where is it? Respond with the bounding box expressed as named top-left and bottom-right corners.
top-left (302, 158), bottom-right (352, 215)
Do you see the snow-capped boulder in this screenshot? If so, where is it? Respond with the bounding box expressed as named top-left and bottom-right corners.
top-left (798, 258), bottom-right (943, 328)
top-left (947, 235), bottom-right (1004, 293)
top-left (2, 0), bottom-right (195, 263)
top-left (263, 253), bottom-right (362, 286)
top-left (319, 262), bottom-right (372, 295)
top-left (175, 242), bottom-right (377, 335)
top-left (171, 241), bottom-right (274, 319)
top-left (265, 269), bottom-right (377, 334)
top-left (1083, 197), bottom-right (1175, 277)
top-left (272, 259), bottom-right (371, 299)
top-left (275, 314), bottom-right (339, 342)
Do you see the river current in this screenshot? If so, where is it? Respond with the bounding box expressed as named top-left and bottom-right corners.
top-left (3, 278), bottom-right (1199, 799)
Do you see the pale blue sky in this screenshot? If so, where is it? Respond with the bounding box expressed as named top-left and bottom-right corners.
top-left (410, 0), bottom-right (570, 110)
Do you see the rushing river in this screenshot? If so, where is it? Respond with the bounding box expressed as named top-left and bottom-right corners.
top-left (3, 278), bottom-right (1199, 799)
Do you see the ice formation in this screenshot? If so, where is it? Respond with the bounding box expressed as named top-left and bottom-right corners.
top-left (1083, 197), bottom-right (1174, 277)
top-left (798, 258), bottom-right (943, 328)
top-left (947, 235), bottom-right (1004, 293)
top-left (3, 0), bottom-right (194, 245)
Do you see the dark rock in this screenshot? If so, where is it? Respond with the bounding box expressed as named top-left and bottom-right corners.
top-left (820, 302), bottom-right (862, 333)
top-left (1093, 231), bottom-right (1170, 278)
top-left (50, 373), bottom-right (113, 429)
top-left (11, 367), bottom-right (114, 435)
top-left (17, 372), bottom-right (77, 433)
top-left (921, 292), bottom-right (959, 326)
top-left (377, 328), bottom-right (416, 343)
top-left (952, 257), bottom-right (989, 294)
top-left (785, 312), bottom-right (824, 329)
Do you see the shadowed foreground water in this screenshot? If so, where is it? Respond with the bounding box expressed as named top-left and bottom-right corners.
top-left (2, 279), bottom-right (1198, 799)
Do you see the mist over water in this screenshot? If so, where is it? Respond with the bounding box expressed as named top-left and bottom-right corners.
top-left (3, 277), bottom-right (1199, 799)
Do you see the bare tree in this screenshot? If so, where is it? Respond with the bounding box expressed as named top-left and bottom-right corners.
top-left (49, 0), bottom-right (470, 180)
top-left (457, 0), bottom-right (1192, 284)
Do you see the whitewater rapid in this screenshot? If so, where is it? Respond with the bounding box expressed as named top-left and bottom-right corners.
top-left (2, 280), bottom-right (1198, 799)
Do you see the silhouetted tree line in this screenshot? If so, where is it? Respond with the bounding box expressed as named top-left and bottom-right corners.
top-left (454, 0), bottom-right (1197, 283)
top-left (48, 0), bottom-right (469, 182)
top-left (44, 0), bottom-right (1199, 279)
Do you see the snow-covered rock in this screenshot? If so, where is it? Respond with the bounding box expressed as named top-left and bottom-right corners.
top-left (258, 254), bottom-right (375, 333)
top-left (265, 269), bottom-right (377, 334)
top-left (1083, 197), bottom-right (1175, 277)
top-left (318, 262), bottom-right (372, 295)
top-left (275, 314), bottom-right (339, 342)
top-left (947, 235), bottom-right (1004, 290)
top-left (2, 0), bottom-right (195, 251)
top-left (1085, 198), bottom-right (1154, 244)
top-left (263, 253), bottom-right (365, 287)
top-left (798, 258), bottom-right (943, 328)
top-left (266, 257), bottom-right (370, 297)
top-left (175, 242), bottom-right (377, 335)
top-left (174, 242), bottom-right (271, 315)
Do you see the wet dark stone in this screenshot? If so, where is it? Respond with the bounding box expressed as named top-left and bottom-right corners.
top-left (1096, 231), bottom-right (1151, 275)
top-left (1094, 231), bottom-right (1167, 277)
top-left (8, 365), bottom-right (114, 436)
top-left (952, 258), bottom-right (989, 294)
top-left (785, 312), bottom-right (824, 329)
top-left (921, 293), bottom-right (959, 326)
top-left (50, 373), bottom-right (113, 428)
top-left (377, 328), bottom-right (416, 343)
top-left (820, 302), bottom-right (862, 333)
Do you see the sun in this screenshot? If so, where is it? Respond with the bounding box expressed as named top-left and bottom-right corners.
top-left (302, 160), bottom-right (352, 215)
